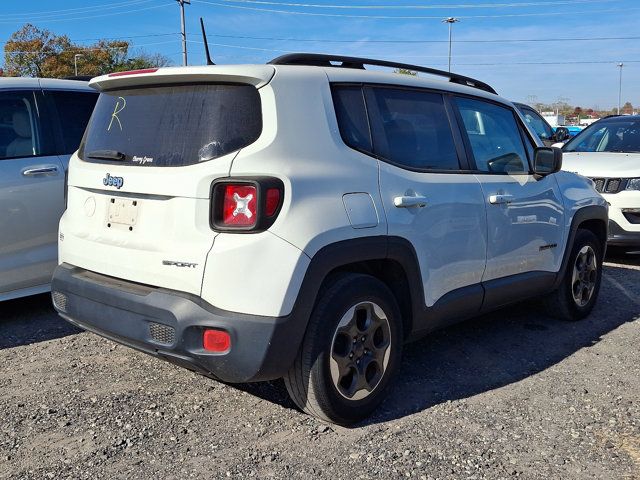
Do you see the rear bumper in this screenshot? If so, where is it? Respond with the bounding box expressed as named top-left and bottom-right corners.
top-left (608, 219), bottom-right (640, 247)
top-left (51, 263), bottom-right (302, 383)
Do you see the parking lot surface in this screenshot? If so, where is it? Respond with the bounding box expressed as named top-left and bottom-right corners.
top-left (1, 255), bottom-right (639, 480)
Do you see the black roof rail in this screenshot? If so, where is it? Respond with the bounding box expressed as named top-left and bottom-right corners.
top-left (268, 53), bottom-right (497, 95)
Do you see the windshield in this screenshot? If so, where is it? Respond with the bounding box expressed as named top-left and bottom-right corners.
top-left (79, 83), bottom-right (262, 167)
top-left (564, 118), bottom-right (640, 153)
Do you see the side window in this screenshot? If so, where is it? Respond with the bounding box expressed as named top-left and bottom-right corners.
top-left (47, 90), bottom-right (98, 154)
top-left (520, 107), bottom-right (553, 140)
top-left (331, 85), bottom-right (372, 154)
top-left (456, 97), bottom-right (529, 174)
top-left (365, 87), bottom-right (459, 170)
top-left (0, 90), bottom-right (43, 160)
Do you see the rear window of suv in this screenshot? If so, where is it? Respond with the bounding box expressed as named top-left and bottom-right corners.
top-left (79, 83), bottom-right (262, 167)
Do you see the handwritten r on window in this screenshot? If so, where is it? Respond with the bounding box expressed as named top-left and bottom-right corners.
top-left (107, 97), bottom-right (126, 131)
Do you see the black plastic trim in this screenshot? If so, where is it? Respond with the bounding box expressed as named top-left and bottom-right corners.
top-left (608, 219), bottom-right (640, 246)
top-left (552, 205), bottom-right (608, 289)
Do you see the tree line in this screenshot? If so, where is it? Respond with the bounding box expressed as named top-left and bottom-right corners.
top-left (1, 24), bottom-right (171, 78)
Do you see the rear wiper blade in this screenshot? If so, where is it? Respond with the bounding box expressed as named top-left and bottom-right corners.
top-left (87, 149), bottom-right (125, 161)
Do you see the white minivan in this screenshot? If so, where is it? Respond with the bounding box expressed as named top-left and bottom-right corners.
top-left (0, 78), bottom-right (97, 301)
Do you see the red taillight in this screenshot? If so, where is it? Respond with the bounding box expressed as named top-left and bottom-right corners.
top-left (222, 185), bottom-right (257, 226)
top-left (108, 68), bottom-right (158, 77)
top-left (265, 188), bottom-right (281, 217)
top-left (203, 329), bottom-right (231, 352)
top-left (210, 178), bottom-right (283, 232)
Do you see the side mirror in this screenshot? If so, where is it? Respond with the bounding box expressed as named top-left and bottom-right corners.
top-left (533, 146), bottom-right (562, 176)
top-left (554, 126), bottom-right (570, 142)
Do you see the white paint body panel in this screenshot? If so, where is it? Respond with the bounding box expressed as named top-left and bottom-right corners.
top-left (379, 167), bottom-right (487, 307)
top-left (474, 173), bottom-right (565, 280)
top-left (563, 152), bottom-right (640, 233)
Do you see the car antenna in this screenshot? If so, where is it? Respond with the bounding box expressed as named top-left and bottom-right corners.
top-left (200, 17), bottom-right (215, 65)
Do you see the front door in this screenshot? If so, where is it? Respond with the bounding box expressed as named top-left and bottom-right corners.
top-left (453, 96), bottom-right (565, 290)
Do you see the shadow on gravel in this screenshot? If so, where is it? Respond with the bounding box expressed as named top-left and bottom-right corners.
top-left (232, 255), bottom-right (640, 426)
top-left (0, 293), bottom-right (81, 350)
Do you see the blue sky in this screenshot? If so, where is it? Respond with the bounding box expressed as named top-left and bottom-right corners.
top-left (1, 0), bottom-right (638, 109)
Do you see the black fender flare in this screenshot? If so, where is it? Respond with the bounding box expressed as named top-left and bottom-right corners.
top-left (552, 204), bottom-right (608, 290)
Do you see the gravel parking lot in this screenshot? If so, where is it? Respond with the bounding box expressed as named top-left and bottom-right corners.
top-left (1, 254), bottom-right (639, 480)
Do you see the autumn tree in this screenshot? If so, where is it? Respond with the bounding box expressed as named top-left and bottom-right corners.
top-left (3, 24), bottom-right (171, 78)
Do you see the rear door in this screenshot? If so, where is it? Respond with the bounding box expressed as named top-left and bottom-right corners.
top-left (61, 78), bottom-right (266, 295)
top-left (363, 85), bottom-right (488, 313)
top-left (0, 88), bottom-right (65, 297)
top-left (453, 96), bottom-right (564, 299)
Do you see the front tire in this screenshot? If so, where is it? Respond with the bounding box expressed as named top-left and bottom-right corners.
top-left (545, 229), bottom-right (603, 321)
top-left (284, 273), bottom-right (403, 424)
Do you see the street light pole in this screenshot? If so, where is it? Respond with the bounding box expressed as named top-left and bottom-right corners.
top-left (442, 17), bottom-right (459, 72)
top-left (74, 54), bottom-right (83, 76)
top-left (177, 0), bottom-right (191, 66)
top-left (617, 62), bottom-right (624, 115)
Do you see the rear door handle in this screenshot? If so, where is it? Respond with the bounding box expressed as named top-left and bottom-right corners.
top-left (393, 195), bottom-right (428, 208)
top-left (22, 165), bottom-right (59, 176)
top-left (488, 194), bottom-right (514, 205)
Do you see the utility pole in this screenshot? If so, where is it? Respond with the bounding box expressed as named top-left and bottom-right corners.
top-left (442, 17), bottom-right (459, 72)
top-left (617, 62), bottom-right (624, 114)
top-left (74, 54), bottom-right (83, 76)
top-left (177, 0), bottom-right (190, 66)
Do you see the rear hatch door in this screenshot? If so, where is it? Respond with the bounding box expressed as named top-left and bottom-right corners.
top-left (63, 66), bottom-right (273, 295)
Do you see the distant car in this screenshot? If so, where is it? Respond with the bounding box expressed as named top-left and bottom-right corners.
top-left (560, 115), bottom-right (640, 250)
top-left (514, 102), bottom-right (570, 146)
top-left (0, 78), bottom-right (97, 301)
top-left (564, 125), bottom-right (585, 138)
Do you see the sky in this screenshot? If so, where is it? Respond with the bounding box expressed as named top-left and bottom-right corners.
top-left (1, 0), bottom-right (639, 109)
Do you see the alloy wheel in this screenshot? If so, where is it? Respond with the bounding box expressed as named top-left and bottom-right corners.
top-left (329, 302), bottom-right (392, 401)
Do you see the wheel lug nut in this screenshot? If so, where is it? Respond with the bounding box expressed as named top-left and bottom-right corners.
top-left (356, 359), bottom-right (360, 364)
top-left (361, 336), bottom-right (366, 342)
top-left (349, 353), bottom-right (353, 359)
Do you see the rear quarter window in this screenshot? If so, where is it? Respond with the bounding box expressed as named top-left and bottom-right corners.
top-left (46, 90), bottom-right (98, 154)
top-left (79, 83), bottom-right (262, 167)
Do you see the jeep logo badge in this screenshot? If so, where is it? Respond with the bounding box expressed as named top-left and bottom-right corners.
top-left (103, 173), bottom-right (124, 189)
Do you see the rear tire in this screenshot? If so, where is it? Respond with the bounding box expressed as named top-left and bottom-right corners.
top-left (544, 229), bottom-right (603, 321)
top-left (284, 273), bottom-right (403, 424)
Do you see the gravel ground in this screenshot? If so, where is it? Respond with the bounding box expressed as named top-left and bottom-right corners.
top-left (1, 254), bottom-right (639, 480)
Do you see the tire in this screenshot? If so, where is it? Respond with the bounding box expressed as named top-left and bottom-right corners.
top-left (284, 273), bottom-right (403, 425)
top-left (544, 229), bottom-right (603, 321)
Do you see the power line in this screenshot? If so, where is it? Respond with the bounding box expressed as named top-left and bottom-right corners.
top-left (219, 0), bottom-right (615, 9)
top-left (186, 40), bottom-right (640, 65)
top-left (195, 1), bottom-right (636, 19)
top-left (2, 0), bottom-right (159, 20)
top-left (203, 33), bottom-right (640, 44)
top-left (0, 3), bottom-right (174, 24)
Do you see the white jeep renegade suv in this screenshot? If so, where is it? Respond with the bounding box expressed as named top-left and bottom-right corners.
top-left (52, 54), bottom-right (607, 424)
